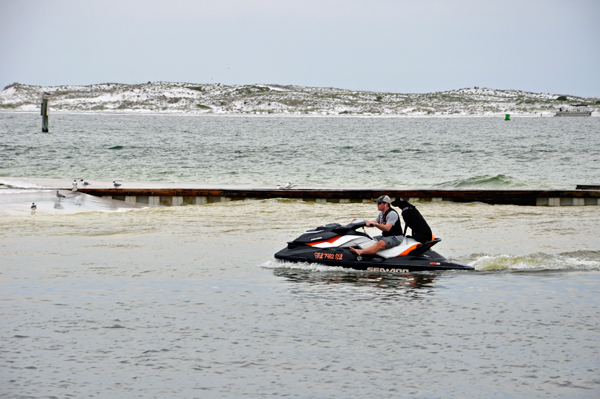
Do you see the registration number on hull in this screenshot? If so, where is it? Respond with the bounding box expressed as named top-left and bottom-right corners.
top-left (315, 252), bottom-right (343, 260)
top-left (367, 267), bottom-right (409, 273)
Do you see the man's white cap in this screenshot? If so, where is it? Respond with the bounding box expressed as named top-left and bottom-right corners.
top-left (374, 195), bottom-right (392, 204)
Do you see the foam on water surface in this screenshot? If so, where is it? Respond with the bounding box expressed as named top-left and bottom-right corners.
top-left (0, 189), bottom-right (147, 215)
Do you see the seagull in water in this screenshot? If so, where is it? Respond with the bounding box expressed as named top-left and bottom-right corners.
top-left (113, 181), bottom-right (122, 188)
top-left (31, 203), bottom-right (37, 212)
top-left (56, 191), bottom-right (66, 201)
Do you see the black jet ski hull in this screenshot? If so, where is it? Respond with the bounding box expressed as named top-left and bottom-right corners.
top-left (274, 245), bottom-right (474, 272)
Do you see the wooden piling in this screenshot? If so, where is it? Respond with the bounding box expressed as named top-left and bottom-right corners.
top-left (41, 98), bottom-right (49, 132)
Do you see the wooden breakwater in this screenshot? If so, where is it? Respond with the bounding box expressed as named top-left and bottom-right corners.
top-left (77, 187), bottom-right (600, 206)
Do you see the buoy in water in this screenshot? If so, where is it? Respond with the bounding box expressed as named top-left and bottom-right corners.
top-left (505, 114), bottom-right (510, 121)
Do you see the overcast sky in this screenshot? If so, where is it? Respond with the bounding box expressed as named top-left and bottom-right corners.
top-left (1, 0), bottom-right (599, 97)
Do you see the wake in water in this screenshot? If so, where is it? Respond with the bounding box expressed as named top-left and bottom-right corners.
top-left (466, 251), bottom-right (600, 271)
top-left (264, 250), bottom-right (600, 273)
top-left (434, 174), bottom-right (528, 189)
top-left (262, 259), bottom-right (357, 274)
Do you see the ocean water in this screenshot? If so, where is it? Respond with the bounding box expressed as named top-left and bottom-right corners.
top-left (1, 113), bottom-right (600, 398)
top-left (1, 113), bottom-right (600, 189)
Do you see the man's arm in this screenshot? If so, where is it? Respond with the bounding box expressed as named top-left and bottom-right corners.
top-left (374, 222), bottom-right (392, 232)
top-left (365, 219), bottom-right (392, 231)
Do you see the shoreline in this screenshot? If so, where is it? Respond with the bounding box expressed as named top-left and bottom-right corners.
top-left (3, 82), bottom-right (597, 117)
top-left (2, 109), bottom-right (596, 118)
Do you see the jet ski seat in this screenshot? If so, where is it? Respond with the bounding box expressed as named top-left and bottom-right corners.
top-left (376, 237), bottom-right (442, 259)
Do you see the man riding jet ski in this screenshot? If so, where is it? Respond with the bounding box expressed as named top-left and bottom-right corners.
top-left (274, 196), bottom-right (473, 272)
top-left (349, 195), bottom-right (407, 257)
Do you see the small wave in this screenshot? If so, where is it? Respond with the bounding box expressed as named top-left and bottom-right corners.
top-left (0, 188), bottom-right (47, 195)
top-left (435, 174), bottom-right (524, 189)
top-left (0, 191), bottom-right (149, 216)
top-left (263, 251), bottom-right (600, 274)
top-left (261, 259), bottom-right (353, 273)
top-left (469, 251), bottom-right (600, 271)
top-left (0, 178), bottom-right (46, 192)
top-left (108, 145), bottom-right (124, 150)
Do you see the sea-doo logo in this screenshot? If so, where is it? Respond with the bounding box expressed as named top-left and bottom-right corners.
top-left (367, 267), bottom-right (409, 273)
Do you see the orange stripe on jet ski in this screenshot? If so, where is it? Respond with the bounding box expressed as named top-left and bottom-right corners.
top-left (307, 236), bottom-right (341, 246)
top-left (396, 235), bottom-right (434, 256)
top-left (396, 243), bottom-right (420, 256)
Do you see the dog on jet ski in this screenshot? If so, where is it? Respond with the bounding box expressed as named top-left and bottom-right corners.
top-left (391, 197), bottom-right (433, 244)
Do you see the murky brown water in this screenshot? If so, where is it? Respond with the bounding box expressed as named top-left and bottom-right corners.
top-left (2, 199), bottom-right (599, 398)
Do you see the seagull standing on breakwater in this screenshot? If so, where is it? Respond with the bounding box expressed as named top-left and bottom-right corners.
top-left (113, 181), bottom-right (122, 188)
top-left (56, 191), bottom-right (66, 201)
top-left (72, 179), bottom-right (78, 191)
top-left (277, 182), bottom-right (295, 190)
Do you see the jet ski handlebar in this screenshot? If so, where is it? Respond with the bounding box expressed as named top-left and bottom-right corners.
top-left (330, 220), bottom-right (367, 235)
top-left (347, 220), bottom-right (367, 229)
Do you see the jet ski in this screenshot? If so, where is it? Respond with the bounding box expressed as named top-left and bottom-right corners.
top-left (274, 220), bottom-right (474, 272)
